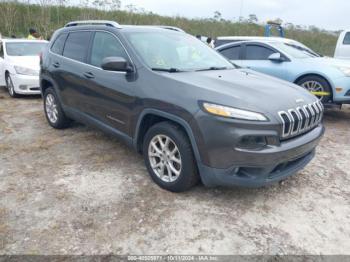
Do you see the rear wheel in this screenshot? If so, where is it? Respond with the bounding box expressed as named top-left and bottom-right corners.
top-left (143, 122), bottom-right (199, 192)
top-left (5, 74), bottom-right (19, 98)
top-left (43, 87), bottom-right (71, 129)
top-left (297, 75), bottom-right (332, 103)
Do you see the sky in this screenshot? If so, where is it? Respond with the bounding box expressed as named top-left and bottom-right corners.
top-left (120, 0), bottom-right (349, 31)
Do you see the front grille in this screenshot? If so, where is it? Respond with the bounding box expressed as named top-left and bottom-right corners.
top-left (278, 100), bottom-right (323, 139)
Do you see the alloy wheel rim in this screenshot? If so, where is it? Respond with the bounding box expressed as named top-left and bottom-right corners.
top-left (301, 81), bottom-right (324, 99)
top-left (45, 94), bottom-right (59, 124)
top-left (148, 134), bottom-right (182, 183)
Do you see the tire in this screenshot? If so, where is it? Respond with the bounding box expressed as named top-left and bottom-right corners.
top-left (296, 75), bottom-right (332, 103)
top-left (43, 87), bottom-right (71, 129)
top-left (5, 74), bottom-right (19, 98)
top-left (143, 121), bottom-right (199, 192)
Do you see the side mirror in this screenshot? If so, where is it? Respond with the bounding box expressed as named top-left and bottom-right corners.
top-left (268, 52), bottom-right (285, 62)
top-left (101, 57), bottom-right (134, 72)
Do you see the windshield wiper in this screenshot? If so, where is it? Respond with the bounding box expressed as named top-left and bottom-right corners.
top-left (196, 66), bottom-right (229, 72)
top-left (152, 67), bottom-right (183, 73)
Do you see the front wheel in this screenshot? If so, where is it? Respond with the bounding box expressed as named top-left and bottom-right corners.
top-left (143, 122), bottom-right (199, 192)
top-left (297, 76), bottom-right (332, 103)
top-left (43, 87), bottom-right (71, 129)
top-left (5, 75), bottom-right (19, 98)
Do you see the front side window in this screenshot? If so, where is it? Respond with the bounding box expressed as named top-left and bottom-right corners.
top-left (90, 32), bottom-right (128, 67)
top-left (63, 31), bottom-right (92, 62)
top-left (343, 32), bottom-right (350, 45)
top-left (245, 45), bottom-right (275, 60)
top-left (5, 42), bottom-right (47, 56)
top-left (220, 46), bottom-right (241, 60)
top-left (51, 33), bottom-right (67, 55)
top-left (125, 31), bottom-right (234, 71)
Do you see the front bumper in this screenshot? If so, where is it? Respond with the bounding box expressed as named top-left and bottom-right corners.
top-left (198, 149), bottom-right (316, 187)
top-left (11, 73), bottom-right (40, 95)
top-left (191, 112), bottom-right (324, 187)
top-left (332, 76), bottom-right (350, 103)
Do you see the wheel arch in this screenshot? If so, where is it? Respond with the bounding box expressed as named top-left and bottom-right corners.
top-left (293, 73), bottom-right (334, 100)
top-left (40, 78), bottom-right (53, 96)
top-left (134, 109), bottom-right (202, 164)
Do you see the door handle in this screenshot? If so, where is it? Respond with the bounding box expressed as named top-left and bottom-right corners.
top-left (53, 62), bottom-right (60, 68)
top-left (83, 72), bottom-right (95, 79)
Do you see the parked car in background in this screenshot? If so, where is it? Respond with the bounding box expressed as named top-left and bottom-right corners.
top-left (216, 39), bottom-right (350, 105)
top-left (334, 30), bottom-right (350, 60)
top-left (215, 36), bottom-right (321, 57)
top-left (40, 20), bottom-right (324, 192)
top-left (0, 39), bottom-right (48, 97)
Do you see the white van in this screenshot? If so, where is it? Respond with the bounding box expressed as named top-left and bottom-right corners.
top-left (334, 30), bottom-right (350, 59)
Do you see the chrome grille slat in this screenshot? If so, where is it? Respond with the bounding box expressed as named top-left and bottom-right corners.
top-left (278, 101), bottom-right (324, 139)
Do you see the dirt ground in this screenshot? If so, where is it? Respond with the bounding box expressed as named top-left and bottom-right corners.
top-left (0, 86), bottom-right (350, 256)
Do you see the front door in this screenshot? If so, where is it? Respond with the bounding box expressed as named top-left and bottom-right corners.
top-left (241, 44), bottom-right (288, 80)
top-left (81, 31), bottom-right (136, 135)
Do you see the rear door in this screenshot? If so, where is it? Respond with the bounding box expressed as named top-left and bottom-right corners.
top-left (81, 31), bottom-right (136, 134)
top-left (59, 31), bottom-right (94, 110)
top-left (241, 43), bottom-right (288, 80)
top-left (218, 44), bottom-right (244, 67)
top-left (0, 41), bottom-right (5, 86)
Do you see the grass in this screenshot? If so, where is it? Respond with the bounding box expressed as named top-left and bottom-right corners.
top-left (0, 2), bottom-right (339, 56)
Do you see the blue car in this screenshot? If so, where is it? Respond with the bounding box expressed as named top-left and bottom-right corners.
top-left (216, 39), bottom-right (350, 105)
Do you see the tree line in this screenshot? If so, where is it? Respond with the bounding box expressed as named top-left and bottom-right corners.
top-left (0, 0), bottom-right (339, 56)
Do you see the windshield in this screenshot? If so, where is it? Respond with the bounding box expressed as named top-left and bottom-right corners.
top-left (271, 42), bottom-right (319, 59)
top-left (125, 31), bottom-right (234, 71)
top-left (6, 42), bottom-right (47, 56)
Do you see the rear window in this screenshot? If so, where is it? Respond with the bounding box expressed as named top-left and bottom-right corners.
top-left (51, 33), bottom-right (67, 55)
top-left (215, 39), bottom-right (240, 47)
top-left (343, 32), bottom-right (350, 45)
top-left (63, 31), bottom-right (92, 62)
top-left (5, 42), bottom-right (47, 56)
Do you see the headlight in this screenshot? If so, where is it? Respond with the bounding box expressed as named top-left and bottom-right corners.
top-left (336, 66), bottom-right (350, 77)
top-left (202, 102), bottom-right (268, 121)
top-left (14, 66), bottom-right (39, 76)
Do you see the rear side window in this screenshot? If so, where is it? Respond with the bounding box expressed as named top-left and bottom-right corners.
top-left (63, 31), bottom-right (92, 62)
top-left (245, 45), bottom-right (275, 60)
top-left (51, 33), bottom-right (67, 55)
top-left (343, 32), bottom-right (350, 45)
top-left (220, 46), bottom-right (241, 60)
top-left (90, 32), bottom-right (129, 67)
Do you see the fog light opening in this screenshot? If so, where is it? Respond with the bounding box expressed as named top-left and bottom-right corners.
top-left (238, 136), bottom-right (267, 150)
top-left (19, 85), bottom-right (28, 90)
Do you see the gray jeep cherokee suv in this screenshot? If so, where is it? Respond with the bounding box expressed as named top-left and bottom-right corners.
top-left (40, 20), bottom-right (325, 192)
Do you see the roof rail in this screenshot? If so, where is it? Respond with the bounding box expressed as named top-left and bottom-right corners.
top-left (65, 20), bottom-right (122, 29)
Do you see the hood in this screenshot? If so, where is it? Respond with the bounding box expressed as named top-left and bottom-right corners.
top-left (6, 56), bottom-right (40, 70)
top-left (162, 68), bottom-right (317, 116)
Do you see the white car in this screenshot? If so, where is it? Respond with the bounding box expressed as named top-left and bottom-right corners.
top-left (0, 39), bottom-right (48, 97)
top-left (334, 30), bottom-right (350, 60)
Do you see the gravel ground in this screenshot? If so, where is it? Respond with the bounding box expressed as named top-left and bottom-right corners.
top-left (0, 86), bottom-right (350, 255)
